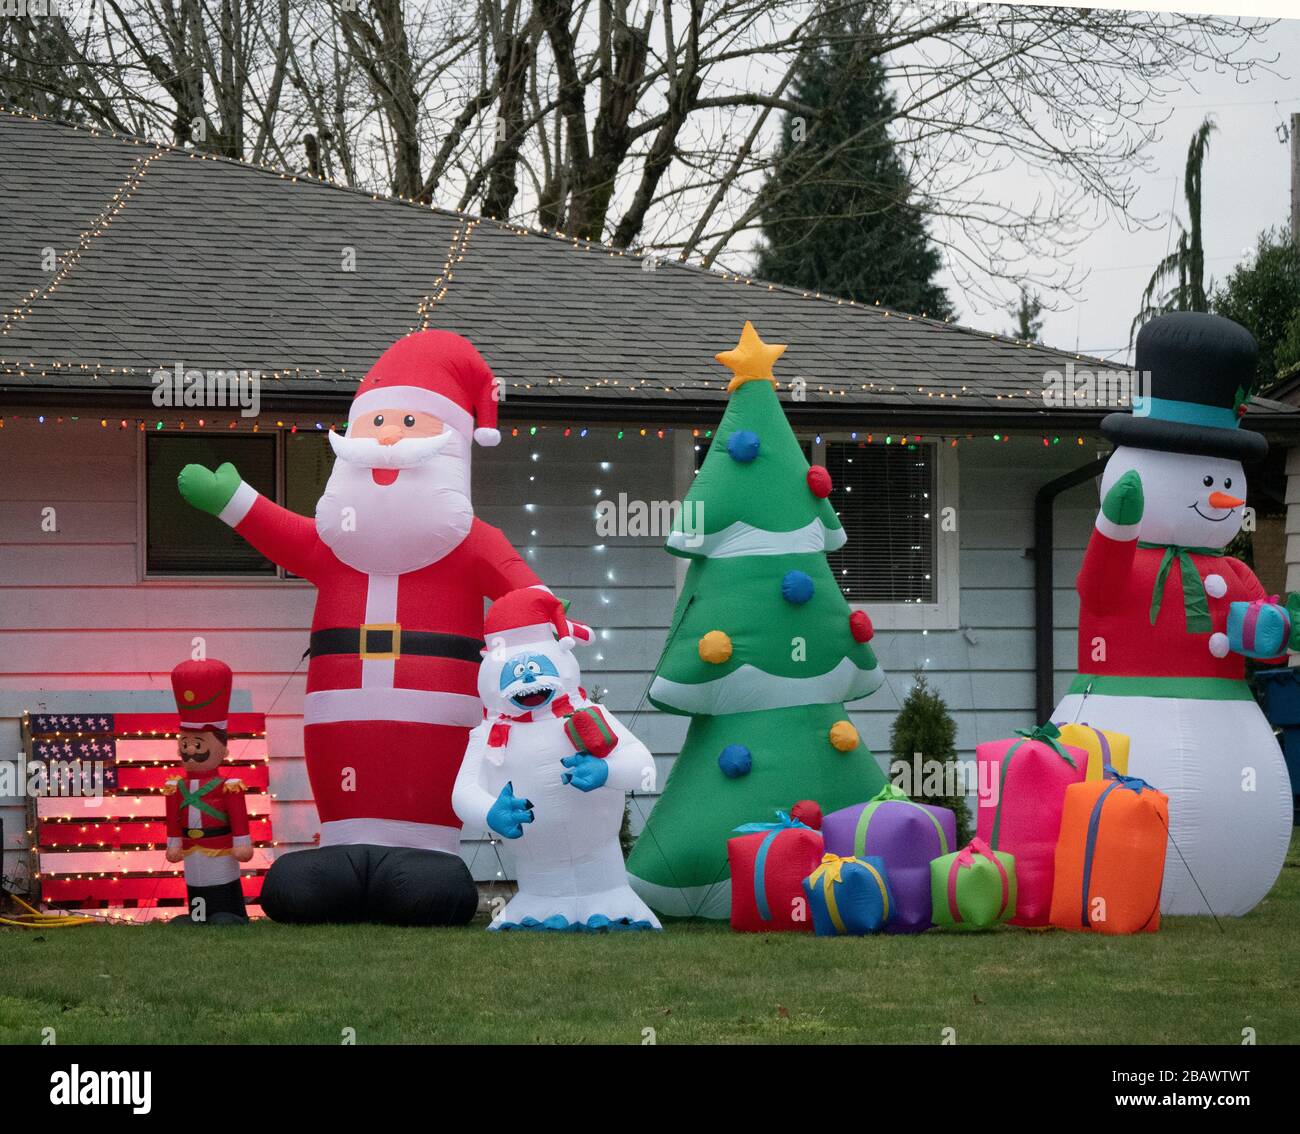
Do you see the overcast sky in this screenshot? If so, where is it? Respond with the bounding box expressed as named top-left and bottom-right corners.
top-left (952, 14), bottom-right (1300, 364)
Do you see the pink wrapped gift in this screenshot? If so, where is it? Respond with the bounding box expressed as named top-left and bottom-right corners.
top-left (976, 723), bottom-right (1086, 926)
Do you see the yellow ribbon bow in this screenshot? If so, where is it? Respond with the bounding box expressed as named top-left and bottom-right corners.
top-left (809, 852), bottom-right (852, 886)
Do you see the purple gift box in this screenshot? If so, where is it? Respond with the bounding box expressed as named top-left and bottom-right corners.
top-left (823, 786), bottom-right (957, 933)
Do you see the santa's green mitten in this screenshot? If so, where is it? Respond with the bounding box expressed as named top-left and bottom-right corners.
top-left (178, 462), bottom-right (241, 516)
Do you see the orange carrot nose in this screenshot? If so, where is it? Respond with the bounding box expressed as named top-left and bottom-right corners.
top-left (1209, 491), bottom-right (1244, 509)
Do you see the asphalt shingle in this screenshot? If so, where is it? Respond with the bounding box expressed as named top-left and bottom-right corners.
top-left (1, 111), bottom-right (1294, 430)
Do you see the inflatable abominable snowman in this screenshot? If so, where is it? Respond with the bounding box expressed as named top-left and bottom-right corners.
top-left (1054, 312), bottom-right (1293, 917)
top-left (453, 589), bottom-right (662, 931)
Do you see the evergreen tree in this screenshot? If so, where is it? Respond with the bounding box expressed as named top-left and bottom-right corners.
top-left (1006, 287), bottom-right (1045, 343)
top-left (889, 672), bottom-right (973, 846)
top-left (755, 5), bottom-right (953, 319)
top-left (626, 323), bottom-right (888, 919)
top-left (1132, 117), bottom-right (1216, 339)
top-left (1213, 226), bottom-right (1300, 387)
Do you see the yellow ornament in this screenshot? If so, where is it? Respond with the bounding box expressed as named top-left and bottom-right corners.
top-left (715, 321), bottom-right (787, 392)
top-left (829, 720), bottom-right (859, 752)
top-left (698, 630), bottom-right (733, 664)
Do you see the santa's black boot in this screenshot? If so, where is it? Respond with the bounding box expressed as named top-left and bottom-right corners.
top-left (260, 845), bottom-right (371, 924)
top-left (367, 846), bottom-right (479, 926)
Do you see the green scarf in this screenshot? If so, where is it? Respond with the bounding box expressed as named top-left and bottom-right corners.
top-left (1138, 541), bottom-right (1223, 634)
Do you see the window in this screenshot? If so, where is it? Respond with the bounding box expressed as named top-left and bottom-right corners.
top-left (285, 430), bottom-right (333, 516)
top-left (678, 430), bottom-right (958, 629)
top-left (824, 441), bottom-right (935, 604)
top-left (144, 431), bottom-right (332, 576)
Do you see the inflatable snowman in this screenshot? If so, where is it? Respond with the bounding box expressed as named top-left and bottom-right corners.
top-left (1054, 312), bottom-right (1293, 917)
top-left (453, 589), bottom-right (662, 931)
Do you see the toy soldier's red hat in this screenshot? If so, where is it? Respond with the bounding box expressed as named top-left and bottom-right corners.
top-left (349, 329), bottom-right (502, 446)
top-left (171, 659), bottom-right (233, 732)
top-left (482, 589), bottom-right (592, 652)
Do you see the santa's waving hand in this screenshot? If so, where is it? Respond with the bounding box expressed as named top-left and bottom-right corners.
top-left (177, 330), bottom-right (552, 926)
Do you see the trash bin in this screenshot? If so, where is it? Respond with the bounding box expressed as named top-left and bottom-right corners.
top-left (1255, 668), bottom-right (1300, 826)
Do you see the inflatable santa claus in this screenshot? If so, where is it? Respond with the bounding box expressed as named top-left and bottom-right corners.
top-left (177, 330), bottom-right (557, 925)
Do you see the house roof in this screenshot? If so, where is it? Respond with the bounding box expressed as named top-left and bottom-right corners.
top-left (1, 110), bottom-right (1296, 432)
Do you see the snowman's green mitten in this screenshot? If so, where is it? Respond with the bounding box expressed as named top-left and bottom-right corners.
top-left (1101, 470), bottom-right (1144, 529)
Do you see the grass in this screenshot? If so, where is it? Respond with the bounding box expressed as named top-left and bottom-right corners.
top-left (3, 835), bottom-right (1298, 1045)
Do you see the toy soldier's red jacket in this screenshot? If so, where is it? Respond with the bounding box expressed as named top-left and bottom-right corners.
top-left (164, 774), bottom-right (250, 855)
top-left (218, 492), bottom-right (539, 852)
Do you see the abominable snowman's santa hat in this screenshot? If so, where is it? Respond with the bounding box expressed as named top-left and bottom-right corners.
top-left (350, 329), bottom-right (502, 446)
top-left (482, 588), bottom-right (593, 653)
top-left (171, 659), bottom-right (233, 732)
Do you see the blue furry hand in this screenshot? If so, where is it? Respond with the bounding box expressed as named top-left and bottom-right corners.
top-left (560, 753), bottom-right (609, 792)
top-left (486, 781), bottom-right (534, 838)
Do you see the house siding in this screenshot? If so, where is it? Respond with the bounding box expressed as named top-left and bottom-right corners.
top-left (0, 415), bottom-right (1101, 888)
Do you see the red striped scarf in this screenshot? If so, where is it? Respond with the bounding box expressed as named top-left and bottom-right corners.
top-left (485, 691), bottom-right (583, 758)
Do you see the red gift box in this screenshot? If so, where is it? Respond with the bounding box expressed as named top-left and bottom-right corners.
top-left (727, 812), bottom-right (824, 932)
top-left (563, 705), bottom-right (619, 758)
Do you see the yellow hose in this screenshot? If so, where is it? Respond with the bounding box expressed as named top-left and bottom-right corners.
top-left (0, 916), bottom-right (99, 928)
top-left (1, 893), bottom-right (101, 928)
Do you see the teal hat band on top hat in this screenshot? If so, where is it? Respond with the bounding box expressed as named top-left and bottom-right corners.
top-left (1131, 396), bottom-right (1239, 431)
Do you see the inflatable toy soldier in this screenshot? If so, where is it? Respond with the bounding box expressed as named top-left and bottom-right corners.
top-left (164, 659), bottom-right (253, 924)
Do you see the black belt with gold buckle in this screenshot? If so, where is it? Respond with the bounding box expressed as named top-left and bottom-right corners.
top-left (309, 625), bottom-right (484, 663)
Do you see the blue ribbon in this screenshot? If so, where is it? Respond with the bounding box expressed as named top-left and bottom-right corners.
top-left (1103, 769), bottom-right (1153, 793)
top-left (732, 810), bottom-right (812, 834)
top-left (1081, 771), bottom-right (1157, 926)
top-left (753, 830), bottom-right (779, 921)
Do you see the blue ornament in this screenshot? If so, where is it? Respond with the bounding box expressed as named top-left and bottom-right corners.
top-left (781, 570), bottom-right (815, 604)
top-left (726, 430), bottom-right (761, 463)
top-left (718, 744), bottom-right (753, 778)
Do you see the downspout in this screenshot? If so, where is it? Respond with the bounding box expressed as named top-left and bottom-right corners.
top-left (1033, 456), bottom-right (1109, 723)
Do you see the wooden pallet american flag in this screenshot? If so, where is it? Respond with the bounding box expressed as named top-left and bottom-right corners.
top-left (22, 710), bottom-right (275, 922)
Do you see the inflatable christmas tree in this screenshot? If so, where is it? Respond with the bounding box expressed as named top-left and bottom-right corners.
top-left (627, 322), bottom-right (888, 918)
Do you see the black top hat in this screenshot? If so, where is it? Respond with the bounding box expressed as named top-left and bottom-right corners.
top-left (1101, 312), bottom-right (1266, 462)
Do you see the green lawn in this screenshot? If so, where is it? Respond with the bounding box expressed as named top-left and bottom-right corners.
top-left (3, 836), bottom-right (1298, 1044)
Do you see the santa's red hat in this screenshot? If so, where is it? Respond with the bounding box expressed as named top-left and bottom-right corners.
top-left (171, 659), bottom-right (233, 732)
top-left (350, 329), bottom-right (501, 446)
top-left (483, 588), bottom-right (592, 652)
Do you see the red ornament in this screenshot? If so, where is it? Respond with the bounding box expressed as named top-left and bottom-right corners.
top-left (807, 465), bottom-right (832, 498)
top-left (849, 610), bottom-right (874, 643)
top-left (791, 799), bottom-right (822, 830)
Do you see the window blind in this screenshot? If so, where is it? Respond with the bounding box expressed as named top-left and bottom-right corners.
top-left (825, 441), bottom-right (936, 603)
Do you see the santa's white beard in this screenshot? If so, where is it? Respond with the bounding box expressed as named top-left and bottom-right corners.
top-left (315, 429), bottom-right (474, 575)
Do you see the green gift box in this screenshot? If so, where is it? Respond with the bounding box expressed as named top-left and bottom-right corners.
top-left (931, 838), bottom-right (1016, 930)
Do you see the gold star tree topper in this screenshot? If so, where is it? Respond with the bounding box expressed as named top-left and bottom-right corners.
top-left (715, 321), bottom-right (787, 392)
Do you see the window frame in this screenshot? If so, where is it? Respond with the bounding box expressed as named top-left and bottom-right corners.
top-left (671, 428), bottom-right (960, 631)
top-left (137, 427), bottom-right (312, 583)
top-left (812, 432), bottom-right (959, 631)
